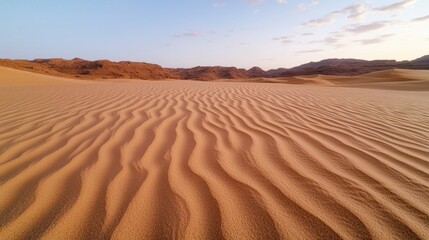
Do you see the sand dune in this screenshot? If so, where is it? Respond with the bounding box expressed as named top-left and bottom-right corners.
top-left (213, 69), bottom-right (429, 91)
top-left (0, 66), bottom-right (94, 86)
top-left (0, 69), bottom-right (428, 239)
top-left (229, 69), bottom-right (429, 91)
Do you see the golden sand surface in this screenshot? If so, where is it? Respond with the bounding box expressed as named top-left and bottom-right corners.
top-left (1, 67), bottom-right (428, 239)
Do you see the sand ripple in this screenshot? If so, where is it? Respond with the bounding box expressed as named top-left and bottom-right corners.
top-left (0, 80), bottom-right (428, 240)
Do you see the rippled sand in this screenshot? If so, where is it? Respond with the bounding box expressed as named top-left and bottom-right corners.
top-left (1, 67), bottom-right (428, 239)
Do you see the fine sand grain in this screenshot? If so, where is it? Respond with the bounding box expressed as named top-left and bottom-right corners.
top-left (0, 68), bottom-right (428, 239)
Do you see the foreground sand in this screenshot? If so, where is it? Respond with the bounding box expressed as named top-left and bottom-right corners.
top-left (0, 67), bottom-right (428, 239)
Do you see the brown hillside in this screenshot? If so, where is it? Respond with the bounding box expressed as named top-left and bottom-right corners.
top-left (0, 58), bottom-right (178, 80)
top-left (170, 66), bottom-right (249, 81)
top-left (1, 55), bottom-right (428, 81)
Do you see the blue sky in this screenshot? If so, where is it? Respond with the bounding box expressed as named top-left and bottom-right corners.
top-left (0, 0), bottom-right (428, 69)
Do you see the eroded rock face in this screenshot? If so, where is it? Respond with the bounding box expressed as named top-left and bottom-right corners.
top-left (0, 58), bottom-right (177, 80)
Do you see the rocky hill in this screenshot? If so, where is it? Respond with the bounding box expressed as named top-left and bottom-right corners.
top-left (1, 55), bottom-right (428, 80)
top-left (0, 58), bottom-right (177, 80)
top-left (268, 56), bottom-right (429, 77)
top-left (170, 66), bottom-right (249, 81)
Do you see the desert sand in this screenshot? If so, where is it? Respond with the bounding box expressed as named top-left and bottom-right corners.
top-left (0, 67), bottom-right (428, 240)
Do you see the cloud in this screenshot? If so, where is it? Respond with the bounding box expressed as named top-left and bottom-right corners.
top-left (173, 30), bottom-right (202, 38)
top-left (298, 0), bottom-right (319, 11)
top-left (301, 32), bottom-right (314, 36)
top-left (300, 0), bottom-right (416, 28)
top-left (307, 26), bottom-right (393, 47)
top-left (412, 14), bottom-right (429, 22)
top-left (323, 37), bottom-right (340, 44)
top-left (343, 3), bottom-right (368, 20)
top-left (301, 11), bottom-right (341, 26)
top-left (243, 0), bottom-right (262, 4)
top-left (272, 36), bottom-right (293, 44)
top-left (374, 0), bottom-right (417, 12)
top-left (346, 21), bottom-right (390, 33)
top-left (296, 49), bottom-right (323, 53)
top-left (212, 1), bottom-right (224, 7)
top-left (214, 0), bottom-right (288, 7)
top-left (353, 34), bottom-right (394, 45)
top-left (300, 3), bottom-right (368, 26)
top-left (242, 0), bottom-right (287, 4)
top-left (307, 35), bottom-right (342, 46)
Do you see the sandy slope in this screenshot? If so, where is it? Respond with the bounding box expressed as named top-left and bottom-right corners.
top-left (0, 69), bottom-right (428, 240)
top-left (0, 67), bottom-right (92, 86)
top-left (223, 69), bottom-right (429, 91)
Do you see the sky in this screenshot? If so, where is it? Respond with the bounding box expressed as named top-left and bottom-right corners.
top-left (0, 0), bottom-right (428, 69)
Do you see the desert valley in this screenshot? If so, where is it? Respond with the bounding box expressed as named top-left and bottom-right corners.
top-left (1, 0), bottom-right (429, 239)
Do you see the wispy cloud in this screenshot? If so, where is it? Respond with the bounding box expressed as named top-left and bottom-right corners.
top-left (298, 0), bottom-right (319, 11)
top-left (300, 0), bottom-right (416, 28)
top-left (343, 3), bottom-right (368, 20)
top-left (243, 0), bottom-right (262, 4)
top-left (173, 30), bottom-right (202, 38)
top-left (242, 0), bottom-right (287, 4)
top-left (323, 37), bottom-right (341, 44)
top-left (300, 3), bottom-right (368, 26)
top-left (212, 1), bottom-right (224, 8)
top-left (307, 35), bottom-right (342, 47)
top-left (215, 0), bottom-right (289, 7)
top-left (346, 21), bottom-right (391, 33)
top-left (353, 34), bottom-right (394, 45)
top-left (305, 21), bottom-right (393, 47)
top-left (374, 0), bottom-right (417, 12)
top-left (411, 14), bottom-right (429, 22)
top-left (296, 49), bottom-right (323, 53)
top-left (301, 11), bottom-right (341, 26)
top-left (272, 36), bottom-right (293, 44)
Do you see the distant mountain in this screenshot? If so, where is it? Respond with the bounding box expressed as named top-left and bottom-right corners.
top-left (170, 66), bottom-right (249, 81)
top-left (269, 59), bottom-right (397, 77)
top-left (265, 68), bottom-right (288, 76)
top-left (247, 67), bottom-right (266, 78)
top-left (268, 56), bottom-right (429, 77)
top-left (409, 55), bottom-right (429, 65)
top-left (1, 55), bottom-right (428, 80)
